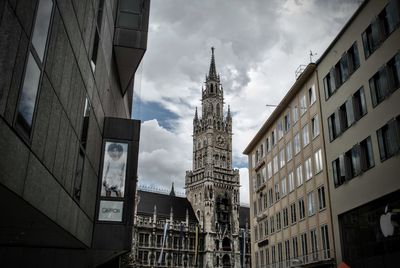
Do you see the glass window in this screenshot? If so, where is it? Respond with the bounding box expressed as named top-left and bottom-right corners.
top-left (321, 225), bottom-right (331, 259)
top-left (317, 186), bottom-right (326, 210)
top-left (293, 105), bottom-right (299, 123)
top-left (288, 172), bottom-right (295, 192)
top-left (294, 133), bottom-right (301, 154)
top-left (276, 212), bottom-right (282, 231)
top-left (278, 120), bottom-right (284, 140)
top-left (300, 233), bottom-right (308, 261)
top-left (274, 183), bottom-right (280, 201)
top-left (310, 229), bottom-right (318, 261)
top-left (279, 149), bottom-right (285, 168)
top-left (31, 0), bottom-right (53, 61)
top-left (267, 161), bottom-right (272, 179)
top-left (312, 114), bottom-right (320, 138)
top-left (281, 177), bottom-right (287, 197)
top-left (284, 113), bottom-right (291, 132)
top-left (283, 207), bottom-right (289, 227)
top-left (302, 124), bottom-right (310, 147)
top-left (286, 142), bottom-right (293, 161)
top-left (292, 237), bottom-right (299, 258)
top-left (290, 203), bottom-right (297, 224)
top-left (353, 87), bottom-right (367, 120)
top-left (304, 157), bottom-right (312, 181)
top-left (314, 149), bottom-right (323, 173)
top-left (308, 191), bottom-right (316, 216)
top-left (309, 85), bottom-right (316, 105)
top-left (296, 165), bottom-right (303, 186)
top-left (16, 53), bottom-right (41, 135)
top-left (300, 95), bottom-right (307, 115)
top-left (377, 118), bottom-right (399, 161)
top-left (298, 198), bottom-right (305, 219)
top-left (273, 155), bottom-right (279, 174)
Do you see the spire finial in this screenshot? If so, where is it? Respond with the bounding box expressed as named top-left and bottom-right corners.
top-left (208, 46), bottom-right (217, 80)
top-left (169, 182), bottom-right (176, 196)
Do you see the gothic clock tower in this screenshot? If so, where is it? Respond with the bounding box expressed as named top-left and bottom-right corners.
top-left (185, 48), bottom-right (241, 268)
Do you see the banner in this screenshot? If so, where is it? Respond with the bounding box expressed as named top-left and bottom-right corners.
top-left (158, 222), bottom-right (169, 264)
top-left (194, 225), bottom-right (199, 266)
top-left (179, 223), bottom-right (184, 250)
top-left (242, 229), bottom-right (246, 267)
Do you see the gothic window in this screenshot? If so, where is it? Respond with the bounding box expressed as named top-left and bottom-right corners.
top-left (217, 103), bottom-right (221, 117)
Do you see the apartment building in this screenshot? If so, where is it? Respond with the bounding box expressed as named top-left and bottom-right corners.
top-left (0, 0), bottom-right (149, 267)
top-left (316, 0), bottom-right (400, 267)
top-left (244, 64), bottom-right (335, 268)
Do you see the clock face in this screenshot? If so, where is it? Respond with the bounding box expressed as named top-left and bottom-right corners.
top-left (217, 135), bottom-right (225, 146)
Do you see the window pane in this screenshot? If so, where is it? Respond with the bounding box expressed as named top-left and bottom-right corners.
top-left (16, 53), bottom-right (41, 134)
top-left (32, 0), bottom-right (53, 61)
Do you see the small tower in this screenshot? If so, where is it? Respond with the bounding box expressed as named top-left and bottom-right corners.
top-left (186, 47), bottom-right (241, 268)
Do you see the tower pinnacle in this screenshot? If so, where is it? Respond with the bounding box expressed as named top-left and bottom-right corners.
top-left (208, 47), bottom-right (218, 80)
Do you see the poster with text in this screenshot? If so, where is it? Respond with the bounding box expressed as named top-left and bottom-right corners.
top-left (98, 200), bottom-right (124, 222)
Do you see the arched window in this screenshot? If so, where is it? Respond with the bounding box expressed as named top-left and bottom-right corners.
top-left (216, 103), bottom-right (220, 117)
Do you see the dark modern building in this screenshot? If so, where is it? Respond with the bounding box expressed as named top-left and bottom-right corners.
top-left (0, 0), bottom-right (149, 267)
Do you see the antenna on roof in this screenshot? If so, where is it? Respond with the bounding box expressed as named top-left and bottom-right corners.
top-left (310, 50), bottom-right (317, 63)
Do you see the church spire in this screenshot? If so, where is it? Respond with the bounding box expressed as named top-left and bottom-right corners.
top-left (169, 182), bottom-right (176, 196)
top-left (208, 47), bottom-right (218, 80)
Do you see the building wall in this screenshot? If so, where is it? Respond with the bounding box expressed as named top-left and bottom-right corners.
top-left (0, 0), bottom-right (141, 266)
top-left (316, 0), bottom-right (400, 264)
top-left (246, 67), bottom-right (335, 268)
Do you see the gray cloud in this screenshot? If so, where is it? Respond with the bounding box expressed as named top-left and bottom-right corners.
top-left (136, 0), bottom-right (361, 202)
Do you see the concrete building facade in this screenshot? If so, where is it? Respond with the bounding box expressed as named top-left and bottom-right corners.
top-left (244, 64), bottom-right (335, 268)
top-left (0, 0), bottom-right (149, 267)
top-left (316, 0), bottom-right (400, 267)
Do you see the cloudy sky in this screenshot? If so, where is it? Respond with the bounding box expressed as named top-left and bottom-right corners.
top-left (133, 0), bottom-right (362, 204)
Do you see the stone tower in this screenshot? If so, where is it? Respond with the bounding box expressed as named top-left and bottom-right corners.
top-left (185, 48), bottom-right (241, 268)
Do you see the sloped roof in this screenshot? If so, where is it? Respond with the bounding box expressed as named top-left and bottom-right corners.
top-left (137, 190), bottom-right (198, 223)
top-left (239, 206), bottom-right (250, 228)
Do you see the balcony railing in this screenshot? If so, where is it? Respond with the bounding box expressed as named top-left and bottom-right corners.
top-left (255, 249), bottom-right (334, 268)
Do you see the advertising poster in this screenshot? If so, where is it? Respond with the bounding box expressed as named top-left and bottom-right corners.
top-left (101, 142), bottom-right (128, 197)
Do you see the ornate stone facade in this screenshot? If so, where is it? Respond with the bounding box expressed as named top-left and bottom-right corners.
top-left (185, 48), bottom-right (241, 268)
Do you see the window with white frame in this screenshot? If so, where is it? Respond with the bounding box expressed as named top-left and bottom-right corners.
top-left (273, 155), bottom-right (279, 174)
top-left (281, 177), bottom-right (287, 196)
top-left (309, 84), bottom-right (316, 105)
top-left (302, 124), bottom-right (310, 147)
top-left (279, 149), bottom-right (285, 168)
top-left (321, 225), bottom-right (330, 258)
top-left (308, 191), bottom-right (316, 216)
top-left (314, 149), bottom-right (323, 173)
top-left (288, 172), bottom-right (295, 192)
top-left (318, 186), bottom-right (326, 210)
top-left (310, 229), bottom-right (318, 260)
top-left (267, 161), bottom-right (272, 179)
top-left (286, 142), bottom-right (293, 161)
top-left (275, 183), bottom-right (280, 201)
top-left (296, 165), bottom-right (303, 186)
top-left (299, 198), bottom-right (305, 220)
top-left (305, 157), bottom-right (312, 181)
top-left (294, 133), bottom-right (301, 154)
top-left (293, 105), bottom-right (299, 123)
top-left (312, 114), bottom-right (320, 138)
top-left (300, 95), bottom-right (307, 115)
